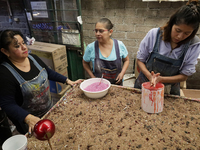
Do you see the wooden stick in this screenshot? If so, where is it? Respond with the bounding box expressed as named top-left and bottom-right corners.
top-left (48, 139), bottom-right (53, 150)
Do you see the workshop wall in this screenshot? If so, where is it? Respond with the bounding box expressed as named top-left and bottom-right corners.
top-left (81, 0), bottom-right (200, 74)
top-left (0, 0), bottom-right (30, 37)
top-left (0, 0), bottom-right (199, 89)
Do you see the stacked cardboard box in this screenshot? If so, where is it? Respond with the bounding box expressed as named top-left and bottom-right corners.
top-left (27, 41), bottom-right (68, 94)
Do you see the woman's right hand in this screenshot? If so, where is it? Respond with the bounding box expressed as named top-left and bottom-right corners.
top-left (67, 79), bottom-right (82, 86)
top-left (24, 114), bottom-right (41, 135)
top-left (150, 71), bottom-right (160, 87)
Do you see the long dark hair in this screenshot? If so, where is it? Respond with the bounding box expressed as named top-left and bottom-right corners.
top-left (161, 0), bottom-right (200, 45)
top-left (0, 30), bottom-right (24, 64)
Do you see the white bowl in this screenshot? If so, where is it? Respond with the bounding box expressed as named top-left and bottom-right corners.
top-left (2, 134), bottom-right (27, 150)
top-left (80, 78), bottom-right (111, 99)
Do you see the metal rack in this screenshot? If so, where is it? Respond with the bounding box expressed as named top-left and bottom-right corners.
top-left (23, 0), bottom-right (85, 81)
top-left (23, 0), bottom-right (83, 51)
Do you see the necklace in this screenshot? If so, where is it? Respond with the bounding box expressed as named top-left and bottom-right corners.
top-left (10, 58), bottom-right (30, 68)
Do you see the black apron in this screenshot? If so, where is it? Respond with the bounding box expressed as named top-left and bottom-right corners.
top-left (134, 28), bottom-right (190, 95)
top-left (93, 39), bottom-right (122, 85)
top-left (2, 55), bottom-right (52, 133)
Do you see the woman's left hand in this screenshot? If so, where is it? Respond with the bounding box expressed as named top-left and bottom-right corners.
top-left (24, 114), bottom-right (41, 135)
top-left (116, 73), bottom-right (124, 84)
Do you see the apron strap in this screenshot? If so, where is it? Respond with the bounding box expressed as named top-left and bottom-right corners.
top-left (1, 55), bottom-right (44, 85)
top-left (145, 28), bottom-right (161, 63)
top-left (178, 43), bottom-right (189, 59)
top-left (179, 36), bottom-right (200, 59)
top-left (152, 27), bottom-right (161, 53)
top-left (113, 39), bottom-right (120, 59)
top-left (95, 40), bottom-right (99, 59)
top-left (2, 62), bottom-right (25, 84)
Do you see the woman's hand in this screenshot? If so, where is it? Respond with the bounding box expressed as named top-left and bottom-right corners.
top-left (117, 56), bottom-right (129, 84)
top-left (66, 79), bottom-right (82, 86)
top-left (24, 114), bottom-right (41, 134)
top-left (116, 72), bottom-right (124, 84)
top-left (150, 71), bottom-right (160, 87)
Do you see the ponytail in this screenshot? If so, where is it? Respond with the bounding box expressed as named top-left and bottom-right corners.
top-left (186, 0), bottom-right (199, 6)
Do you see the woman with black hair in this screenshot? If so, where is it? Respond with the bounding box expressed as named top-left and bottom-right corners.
top-left (134, 0), bottom-right (200, 95)
top-left (0, 30), bottom-right (80, 134)
top-left (83, 18), bottom-right (129, 85)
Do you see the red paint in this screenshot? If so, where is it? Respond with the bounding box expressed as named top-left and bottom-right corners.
top-left (142, 82), bottom-right (163, 90)
top-left (33, 119), bottom-right (55, 141)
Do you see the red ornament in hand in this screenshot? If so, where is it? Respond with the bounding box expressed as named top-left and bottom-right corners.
top-left (33, 119), bottom-right (55, 141)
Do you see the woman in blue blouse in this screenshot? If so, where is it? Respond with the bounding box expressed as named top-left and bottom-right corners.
top-left (83, 18), bottom-right (129, 85)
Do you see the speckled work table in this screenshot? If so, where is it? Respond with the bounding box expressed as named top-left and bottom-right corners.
top-left (27, 84), bottom-right (200, 150)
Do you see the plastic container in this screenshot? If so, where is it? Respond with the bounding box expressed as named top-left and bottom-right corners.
top-left (67, 49), bottom-right (85, 81)
top-left (141, 82), bottom-right (164, 113)
top-left (80, 78), bottom-right (111, 99)
top-left (2, 135), bottom-right (27, 150)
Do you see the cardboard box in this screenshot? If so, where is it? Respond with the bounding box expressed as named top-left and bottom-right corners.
top-left (27, 41), bottom-right (68, 94)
